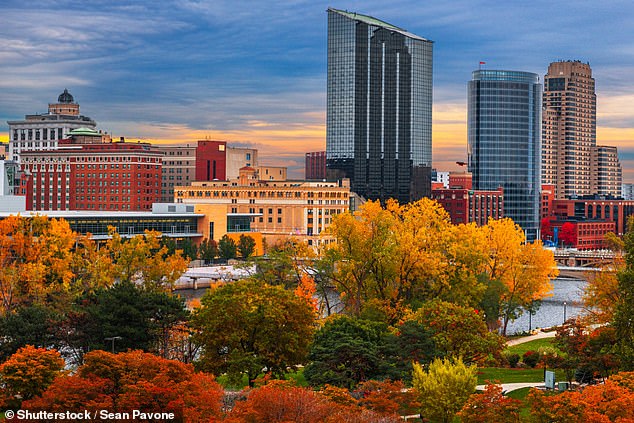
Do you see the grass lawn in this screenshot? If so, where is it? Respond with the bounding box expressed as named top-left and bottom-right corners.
top-left (477, 367), bottom-right (566, 385)
top-left (505, 338), bottom-right (561, 357)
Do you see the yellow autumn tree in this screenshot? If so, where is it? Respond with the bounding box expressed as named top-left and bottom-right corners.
top-left (484, 218), bottom-right (558, 335)
top-left (106, 228), bottom-right (188, 292)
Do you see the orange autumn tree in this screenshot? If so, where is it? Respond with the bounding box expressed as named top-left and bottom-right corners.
top-left (0, 345), bottom-right (65, 409)
top-left (459, 383), bottom-right (521, 423)
top-left (528, 377), bottom-right (634, 421)
top-left (23, 350), bottom-right (224, 421)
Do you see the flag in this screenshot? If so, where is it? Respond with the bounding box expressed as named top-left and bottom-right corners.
top-left (479, 61), bottom-right (486, 65)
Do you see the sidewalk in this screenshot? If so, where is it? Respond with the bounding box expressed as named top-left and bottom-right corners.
top-left (506, 330), bottom-right (556, 346)
top-left (476, 382), bottom-right (544, 393)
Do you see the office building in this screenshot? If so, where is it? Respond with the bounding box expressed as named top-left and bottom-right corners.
top-left (432, 187), bottom-right (504, 226)
top-left (468, 70), bottom-right (542, 241)
top-left (8, 89), bottom-right (97, 163)
top-left (623, 183), bottom-right (634, 200)
top-left (175, 167), bottom-right (351, 246)
top-left (542, 61), bottom-right (622, 198)
top-left (326, 8), bottom-right (433, 203)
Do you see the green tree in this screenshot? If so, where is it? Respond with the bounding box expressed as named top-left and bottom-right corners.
top-left (218, 235), bottom-right (238, 260)
top-left (412, 357), bottom-right (477, 423)
top-left (304, 316), bottom-right (399, 388)
top-left (64, 281), bottom-right (188, 361)
top-left (0, 304), bottom-right (62, 361)
top-left (192, 279), bottom-right (316, 386)
top-left (237, 234), bottom-right (257, 258)
top-left (199, 238), bottom-right (219, 264)
top-left (180, 238), bottom-right (198, 261)
top-left (412, 300), bottom-right (504, 364)
top-left (614, 217), bottom-right (634, 369)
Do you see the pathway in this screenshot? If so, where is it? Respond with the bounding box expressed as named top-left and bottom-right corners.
top-left (476, 382), bottom-right (544, 393)
top-left (506, 330), bottom-right (556, 346)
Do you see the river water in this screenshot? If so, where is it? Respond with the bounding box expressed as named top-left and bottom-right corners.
top-left (504, 276), bottom-right (587, 335)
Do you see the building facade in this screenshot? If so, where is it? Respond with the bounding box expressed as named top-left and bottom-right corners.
top-left (623, 183), bottom-right (634, 200)
top-left (549, 198), bottom-right (634, 236)
top-left (326, 8), bottom-right (433, 203)
top-left (226, 147), bottom-right (258, 179)
top-left (174, 167), bottom-right (350, 246)
top-left (432, 187), bottom-right (504, 226)
top-left (8, 89), bottom-right (97, 163)
top-left (468, 70), bottom-right (542, 241)
top-left (542, 61), bottom-right (621, 198)
top-left (20, 129), bottom-right (162, 211)
top-left (305, 151), bottom-right (327, 180)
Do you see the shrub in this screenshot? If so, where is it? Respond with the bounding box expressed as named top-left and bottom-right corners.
top-left (506, 353), bottom-right (520, 368)
top-left (522, 350), bottom-right (540, 368)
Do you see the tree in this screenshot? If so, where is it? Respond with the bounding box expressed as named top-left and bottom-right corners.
top-left (192, 279), bottom-right (316, 386)
top-left (0, 216), bottom-right (78, 314)
top-left (238, 234), bottom-right (257, 258)
top-left (179, 238), bottom-right (198, 261)
top-left (218, 235), bottom-right (238, 260)
top-left (24, 350), bottom-right (224, 421)
top-left (484, 218), bottom-right (558, 335)
top-left (559, 222), bottom-right (577, 247)
top-left (63, 281), bottom-right (189, 361)
top-left (412, 357), bottom-right (477, 423)
top-left (198, 238), bottom-right (219, 264)
top-left (354, 379), bottom-right (420, 416)
top-left (541, 217), bottom-right (553, 241)
top-left (614, 217), bottom-right (634, 370)
top-left (0, 345), bottom-right (65, 409)
top-left (304, 316), bottom-right (399, 388)
top-left (412, 300), bottom-right (504, 364)
top-left (459, 383), bottom-right (521, 423)
top-left (0, 304), bottom-right (62, 361)
top-left (106, 229), bottom-right (188, 291)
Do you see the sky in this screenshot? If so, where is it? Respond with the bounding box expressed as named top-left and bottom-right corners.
top-left (2, 0), bottom-right (634, 180)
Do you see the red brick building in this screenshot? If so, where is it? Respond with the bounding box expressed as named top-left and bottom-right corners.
top-left (20, 129), bottom-right (162, 211)
top-left (195, 141), bottom-right (227, 181)
top-left (305, 151), bottom-right (327, 180)
top-left (432, 187), bottom-right (504, 225)
top-left (549, 198), bottom-right (634, 236)
top-left (547, 219), bottom-right (616, 250)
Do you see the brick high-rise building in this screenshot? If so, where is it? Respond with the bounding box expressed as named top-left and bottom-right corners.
top-left (542, 61), bottom-right (621, 198)
top-left (305, 151), bottom-right (326, 180)
top-left (20, 128), bottom-right (162, 211)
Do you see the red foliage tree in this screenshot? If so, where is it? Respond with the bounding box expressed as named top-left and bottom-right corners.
top-left (541, 217), bottom-right (553, 241)
top-left (23, 350), bottom-right (223, 422)
top-left (559, 222), bottom-right (577, 247)
top-left (459, 383), bottom-right (521, 423)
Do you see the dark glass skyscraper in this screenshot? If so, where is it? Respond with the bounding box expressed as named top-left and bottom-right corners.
top-left (326, 8), bottom-right (433, 203)
top-left (468, 70), bottom-right (542, 241)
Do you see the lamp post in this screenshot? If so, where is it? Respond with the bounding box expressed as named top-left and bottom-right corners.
top-left (104, 336), bottom-right (122, 354)
top-left (563, 301), bottom-right (567, 324)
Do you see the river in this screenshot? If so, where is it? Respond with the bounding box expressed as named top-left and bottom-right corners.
top-left (505, 276), bottom-right (587, 335)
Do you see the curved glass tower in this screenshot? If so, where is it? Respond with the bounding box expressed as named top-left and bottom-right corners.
top-left (468, 70), bottom-right (542, 241)
top-left (326, 8), bottom-right (433, 203)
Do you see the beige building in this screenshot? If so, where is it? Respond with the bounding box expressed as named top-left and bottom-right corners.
top-left (157, 144), bottom-right (198, 203)
top-left (174, 167), bottom-right (351, 247)
top-left (543, 61), bottom-right (621, 198)
top-left (226, 147), bottom-right (258, 179)
top-left (593, 145), bottom-right (622, 196)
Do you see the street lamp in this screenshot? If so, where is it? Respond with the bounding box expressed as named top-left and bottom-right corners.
top-left (563, 302), bottom-right (567, 324)
top-left (104, 336), bottom-right (122, 354)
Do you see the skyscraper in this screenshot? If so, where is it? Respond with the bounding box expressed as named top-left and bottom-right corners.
top-left (326, 8), bottom-right (433, 203)
top-left (542, 60), bottom-right (621, 198)
top-left (468, 70), bottom-right (542, 241)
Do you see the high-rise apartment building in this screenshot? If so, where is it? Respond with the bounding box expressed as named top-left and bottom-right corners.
top-left (542, 61), bottom-right (621, 198)
top-left (468, 70), bottom-right (542, 241)
top-left (326, 8), bottom-right (433, 203)
top-left (7, 89), bottom-right (97, 163)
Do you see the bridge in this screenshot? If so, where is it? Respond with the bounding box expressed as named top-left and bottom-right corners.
top-left (173, 265), bottom-right (255, 291)
top-left (552, 248), bottom-right (615, 268)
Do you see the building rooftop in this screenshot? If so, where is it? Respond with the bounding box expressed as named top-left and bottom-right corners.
top-left (327, 7), bottom-right (430, 42)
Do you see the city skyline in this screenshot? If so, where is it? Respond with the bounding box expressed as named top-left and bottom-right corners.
top-left (2, 1), bottom-right (634, 180)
